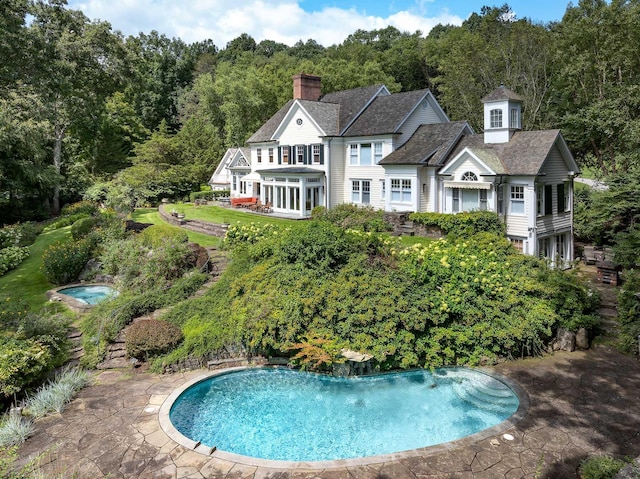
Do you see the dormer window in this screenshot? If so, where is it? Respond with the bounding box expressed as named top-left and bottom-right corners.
top-left (490, 109), bottom-right (502, 128)
top-left (461, 171), bottom-right (478, 181)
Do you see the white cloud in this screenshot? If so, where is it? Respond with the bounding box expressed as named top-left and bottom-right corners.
top-left (69, 0), bottom-right (464, 47)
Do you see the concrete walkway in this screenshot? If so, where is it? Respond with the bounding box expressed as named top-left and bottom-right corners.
top-left (15, 346), bottom-right (640, 479)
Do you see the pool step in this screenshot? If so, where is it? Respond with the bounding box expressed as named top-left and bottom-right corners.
top-left (452, 382), bottom-right (518, 413)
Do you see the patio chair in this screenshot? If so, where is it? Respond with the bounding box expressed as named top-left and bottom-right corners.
top-left (262, 201), bottom-right (272, 213)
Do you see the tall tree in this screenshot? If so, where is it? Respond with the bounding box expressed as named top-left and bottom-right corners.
top-left (0, 0), bottom-right (29, 95)
top-left (28, 0), bottom-right (125, 213)
top-left (553, 0), bottom-right (640, 175)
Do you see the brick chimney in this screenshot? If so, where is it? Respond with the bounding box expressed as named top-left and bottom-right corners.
top-left (293, 73), bottom-right (322, 101)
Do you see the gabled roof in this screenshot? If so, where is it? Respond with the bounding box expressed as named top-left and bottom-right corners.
top-left (320, 84), bottom-right (389, 134)
top-left (379, 122), bottom-right (471, 166)
top-left (247, 99), bottom-right (294, 143)
top-left (296, 100), bottom-right (340, 136)
top-left (342, 89), bottom-right (435, 137)
top-left (481, 85), bottom-right (523, 103)
top-left (445, 130), bottom-right (568, 175)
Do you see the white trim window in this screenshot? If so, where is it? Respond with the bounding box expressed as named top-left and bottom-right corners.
top-left (510, 185), bottom-right (525, 214)
top-left (563, 181), bottom-right (571, 212)
top-left (312, 144), bottom-right (321, 164)
top-left (391, 179), bottom-right (412, 203)
top-left (452, 188), bottom-right (487, 212)
top-left (509, 237), bottom-right (525, 252)
top-left (537, 185), bottom-right (544, 216)
top-left (281, 147), bottom-right (289, 164)
top-left (380, 179), bottom-right (386, 200)
top-left (349, 144), bottom-right (358, 165)
top-left (296, 145), bottom-right (305, 164)
top-left (510, 108), bottom-right (519, 129)
top-left (497, 184), bottom-right (505, 214)
top-left (257, 148), bottom-right (262, 163)
top-left (268, 148), bottom-right (274, 163)
top-left (374, 142), bottom-right (383, 163)
top-left (490, 109), bottom-right (502, 128)
top-left (351, 180), bottom-right (371, 204)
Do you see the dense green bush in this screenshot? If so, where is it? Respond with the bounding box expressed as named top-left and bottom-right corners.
top-left (0, 246), bottom-right (30, 276)
top-left (579, 455), bottom-right (629, 479)
top-left (138, 224), bottom-right (188, 249)
top-left (60, 200), bottom-right (99, 217)
top-left (0, 337), bottom-right (52, 397)
top-left (40, 239), bottom-right (93, 285)
top-left (70, 216), bottom-right (98, 240)
top-left (312, 204), bottom-right (392, 232)
top-left (410, 211), bottom-right (505, 238)
top-left (0, 226), bottom-right (20, 249)
top-left (617, 269), bottom-right (640, 356)
top-left (125, 319), bottom-right (184, 360)
top-left (42, 213), bottom-right (91, 232)
top-left (159, 223), bottom-right (598, 371)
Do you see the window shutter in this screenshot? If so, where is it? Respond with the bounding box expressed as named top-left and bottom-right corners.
top-left (304, 145), bottom-right (309, 165)
top-left (320, 145), bottom-right (324, 165)
top-left (545, 185), bottom-right (553, 215)
top-left (557, 183), bottom-right (564, 213)
top-left (278, 146), bottom-right (282, 165)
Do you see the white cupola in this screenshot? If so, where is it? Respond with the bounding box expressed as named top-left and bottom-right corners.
top-left (481, 85), bottom-right (523, 144)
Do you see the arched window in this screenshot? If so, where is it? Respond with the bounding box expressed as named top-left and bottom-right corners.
top-left (461, 171), bottom-right (478, 181)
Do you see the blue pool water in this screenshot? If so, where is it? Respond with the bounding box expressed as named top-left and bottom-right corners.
top-left (170, 367), bottom-right (519, 462)
top-left (58, 285), bottom-right (118, 305)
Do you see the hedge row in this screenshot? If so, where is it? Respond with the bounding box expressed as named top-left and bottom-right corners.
top-left (409, 211), bottom-right (505, 237)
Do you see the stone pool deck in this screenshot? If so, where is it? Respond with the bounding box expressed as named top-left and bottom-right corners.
top-left (16, 346), bottom-right (640, 479)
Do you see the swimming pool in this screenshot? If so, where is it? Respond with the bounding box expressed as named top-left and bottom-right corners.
top-left (167, 367), bottom-right (521, 463)
top-left (57, 285), bottom-right (118, 305)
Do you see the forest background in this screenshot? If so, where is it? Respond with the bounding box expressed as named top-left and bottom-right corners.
top-left (2, 0), bottom-right (640, 225)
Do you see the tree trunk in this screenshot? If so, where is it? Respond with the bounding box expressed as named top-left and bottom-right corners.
top-left (52, 124), bottom-right (65, 215)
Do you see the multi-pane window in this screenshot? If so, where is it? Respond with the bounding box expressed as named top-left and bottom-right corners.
top-left (349, 144), bottom-right (358, 165)
top-left (556, 234), bottom-right (566, 261)
top-left (510, 238), bottom-right (524, 252)
top-left (312, 144), bottom-right (321, 163)
top-left (452, 188), bottom-right (460, 212)
top-left (380, 179), bottom-right (386, 200)
top-left (559, 181), bottom-right (570, 212)
top-left (537, 185), bottom-right (544, 216)
top-left (497, 185), bottom-right (504, 214)
top-left (510, 108), bottom-right (519, 128)
top-left (461, 171), bottom-right (478, 181)
top-left (257, 148), bottom-right (262, 163)
top-left (232, 175), bottom-right (237, 192)
top-left (490, 109), bottom-right (502, 128)
top-left (268, 148), bottom-right (274, 163)
top-left (351, 180), bottom-right (371, 204)
top-left (391, 179), bottom-right (412, 202)
top-left (296, 145), bottom-right (305, 164)
top-left (452, 187), bottom-right (487, 212)
top-left (374, 143), bottom-right (383, 163)
top-left (510, 185), bottom-right (525, 214)
top-left (281, 147), bottom-right (289, 164)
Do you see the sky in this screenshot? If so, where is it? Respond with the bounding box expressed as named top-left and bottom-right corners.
top-left (64, 0), bottom-right (571, 47)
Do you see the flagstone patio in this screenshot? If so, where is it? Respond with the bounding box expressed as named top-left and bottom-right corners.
top-left (14, 345), bottom-right (640, 479)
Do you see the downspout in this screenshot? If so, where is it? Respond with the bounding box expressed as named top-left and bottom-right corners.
top-left (325, 138), bottom-right (332, 209)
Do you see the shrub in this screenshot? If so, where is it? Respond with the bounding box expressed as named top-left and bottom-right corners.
top-left (617, 269), bottom-right (640, 356)
top-left (41, 238), bottom-right (93, 285)
top-left (43, 213), bottom-right (91, 232)
top-left (410, 211), bottom-right (505, 237)
top-left (0, 246), bottom-right (30, 276)
top-left (0, 414), bottom-right (34, 447)
top-left (0, 295), bottom-right (30, 331)
top-left (579, 456), bottom-right (628, 479)
top-left (70, 216), bottom-right (98, 240)
top-left (0, 226), bottom-right (21, 249)
top-left (138, 224), bottom-right (188, 249)
top-left (125, 319), bottom-right (184, 360)
top-left (0, 337), bottom-right (52, 397)
top-left (25, 367), bottom-right (91, 418)
top-left (312, 204), bottom-right (392, 232)
top-left (14, 222), bottom-right (43, 247)
top-left (60, 200), bottom-right (99, 217)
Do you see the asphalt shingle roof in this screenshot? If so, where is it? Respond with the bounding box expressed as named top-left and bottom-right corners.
top-left (379, 122), bottom-right (470, 166)
top-left (247, 99), bottom-right (294, 143)
top-left (481, 85), bottom-right (523, 103)
top-left (343, 89), bottom-right (432, 137)
top-left (319, 84), bottom-right (387, 133)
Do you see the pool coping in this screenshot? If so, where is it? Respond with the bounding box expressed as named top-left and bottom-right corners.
top-left (46, 282), bottom-right (118, 313)
top-left (158, 365), bottom-right (530, 470)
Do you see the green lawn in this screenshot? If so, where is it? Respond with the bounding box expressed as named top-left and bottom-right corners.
top-left (0, 226), bottom-right (71, 311)
top-left (169, 203), bottom-right (300, 228)
top-left (131, 208), bottom-right (223, 247)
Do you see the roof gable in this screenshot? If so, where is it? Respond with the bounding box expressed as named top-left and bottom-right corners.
top-left (228, 148), bottom-right (250, 169)
top-left (271, 100), bottom-right (338, 140)
top-left (439, 148), bottom-right (499, 177)
top-left (379, 121), bottom-right (471, 166)
top-left (343, 89), bottom-right (438, 137)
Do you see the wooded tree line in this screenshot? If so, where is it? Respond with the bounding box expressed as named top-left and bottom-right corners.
top-left (2, 0), bottom-right (640, 223)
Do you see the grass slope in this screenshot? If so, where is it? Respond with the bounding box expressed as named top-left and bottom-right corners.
top-left (0, 227), bottom-right (71, 310)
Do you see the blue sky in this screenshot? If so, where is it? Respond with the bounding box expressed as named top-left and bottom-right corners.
top-left (66, 0), bottom-right (572, 47)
